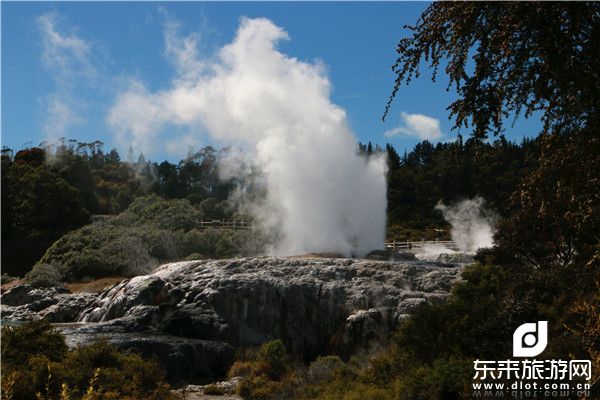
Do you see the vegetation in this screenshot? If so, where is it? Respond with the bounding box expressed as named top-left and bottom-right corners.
top-left (1, 2), bottom-right (598, 398)
top-left (360, 136), bottom-right (539, 237)
top-left (230, 261), bottom-right (598, 399)
top-left (229, 3), bottom-right (600, 399)
top-left (228, 340), bottom-right (299, 400)
top-left (305, 2), bottom-right (599, 399)
top-left (4, 132), bottom-right (545, 280)
top-left (384, 2), bottom-right (600, 138)
top-left (26, 195), bottom-right (257, 282)
top-left (202, 384), bottom-right (225, 396)
top-left (1, 143), bottom-right (240, 279)
top-left (0, 320), bottom-right (174, 400)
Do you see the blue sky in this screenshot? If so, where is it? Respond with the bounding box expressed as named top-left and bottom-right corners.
top-left (2, 2), bottom-right (542, 162)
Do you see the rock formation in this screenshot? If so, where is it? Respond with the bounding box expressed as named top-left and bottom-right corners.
top-left (1, 256), bottom-right (467, 384)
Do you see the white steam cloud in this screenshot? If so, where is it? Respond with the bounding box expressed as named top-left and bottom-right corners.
top-left (435, 196), bottom-right (496, 253)
top-left (384, 112), bottom-right (443, 141)
top-left (107, 17), bottom-right (387, 256)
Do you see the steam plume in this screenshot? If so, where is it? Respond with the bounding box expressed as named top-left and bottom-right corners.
top-left (107, 17), bottom-right (387, 256)
top-left (435, 196), bottom-right (496, 253)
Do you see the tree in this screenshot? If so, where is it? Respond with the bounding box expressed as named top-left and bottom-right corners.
top-left (2, 163), bottom-right (90, 276)
top-left (384, 2), bottom-right (600, 267)
top-left (381, 3), bottom-right (600, 389)
top-left (384, 3), bottom-right (600, 138)
top-left (155, 161), bottom-right (179, 198)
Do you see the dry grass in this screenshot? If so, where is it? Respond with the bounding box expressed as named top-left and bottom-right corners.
top-left (1, 279), bottom-right (24, 292)
top-left (1, 277), bottom-right (126, 295)
top-left (65, 277), bottom-right (127, 293)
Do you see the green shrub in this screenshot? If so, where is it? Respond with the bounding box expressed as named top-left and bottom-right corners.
top-left (1, 320), bottom-right (67, 373)
top-left (1, 320), bottom-right (174, 400)
top-left (258, 340), bottom-right (288, 380)
top-left (228, 360), bottom-right (269, 379)
top-left (24, 263), bottom-right (63, 287)
top-left (237, 374), bottom-right (276, 400)
top-left (308, 356), bottom-right (345, 383)
top-left (203, 384), bottom-right (225, 395)
top-left (184, 252), bottom-right (205, 261)
top-left (0, 273), bottom-right (18, 285)
top-left (36, 196), bottom-right (255, 281)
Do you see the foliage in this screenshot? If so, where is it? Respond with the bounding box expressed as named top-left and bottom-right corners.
top-left (24, 263), bottom-right (63, 288)
top-left (0, 273), bottom-right (18, 285)
top-left (2, 142), bottom-right (238, 278)
top-left (248, 259), bottom-right (597, 399)
top-left (202, 384), bottom-right (225, 396)
top-left (1, 320), bottom-right (68, 374)
top-left (30, 196), bottom-right (255, 281)
top-left (385, 2), bottom-right (600, 138)
top-left (493, 125), bottom-right (600, 271)
top-left (360, 136), bottom-right (539, 236)
top-left (307, 356), bottom-right (345, 383)
top-left (1, 158), bottom-right (90, 276)
top-left (4, 133), bottom-right (544, 278)
top-left (0, 320), bottom-right (174, 400)
top-left (257, 339), bottom-right (289, 380)
top-left (227, 340), bottom-right (296, 400)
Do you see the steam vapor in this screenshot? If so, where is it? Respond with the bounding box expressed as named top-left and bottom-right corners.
top-left (108, 17), bottom-right (387, 256)
top-left (435, 196), bottom-right (496, 253)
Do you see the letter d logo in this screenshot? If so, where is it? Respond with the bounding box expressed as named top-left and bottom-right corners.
top-left (513, 321), bottom-right (548, 357)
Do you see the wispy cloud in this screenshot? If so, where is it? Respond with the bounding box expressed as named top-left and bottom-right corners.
top-left (37, 13), bottom-right (95, 139)
top-left (38, 13), bottom-right (95, 80)
top-left (384, 111), bottom-right (443, 141)
top-left (163, 15), bottom-right (206, 84)
top-left (42, 95), bottom-right (82, 138)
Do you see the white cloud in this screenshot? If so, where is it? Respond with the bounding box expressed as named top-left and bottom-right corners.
top-left (163, 17), bottom-right (206, 84)
top-left (107, 17), bottom-right (387, 256)
top-left (37, 13), bottom-right (96, 139)
top-left (384, 111), bottom-right (443, 141)
top-left (38, 13), bottom-right (95, 79)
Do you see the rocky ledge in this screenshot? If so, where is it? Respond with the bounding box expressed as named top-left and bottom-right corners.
top-left (77, 257), bottom-right (464, 357)
top-left (1, 256), bottom-right (467, 384)
top-left (1, 284), bottom-right (95, 322)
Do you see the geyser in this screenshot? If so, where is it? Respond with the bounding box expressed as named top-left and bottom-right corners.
top-left (108, 17), bottom-right (387, 256)
top-left (436, 196), bottom-right (496, 253)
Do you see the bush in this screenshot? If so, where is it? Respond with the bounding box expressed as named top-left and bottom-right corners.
top-left (1, 320), bottom-right (67, 373)
top-left (36, 196), bottom-right (255, 281)
top-left (1, 321), bottom-right (174, 400)
top-left (228, 340), bottom-right (296, 400)
top-left (203, 384), bottom-right (225, 395)
top-left (308, 356), bottom-right (345, 383)
top-left (184, 252), bottom-right (205, 261)
top-left (258, 340), bottom-right (288, 380)
top-left (24, 263), bottom-right (63, 287)
top-left (228, 361), bottom-right (269, 379)
top-left (237, 374), bottom-right (277, 400)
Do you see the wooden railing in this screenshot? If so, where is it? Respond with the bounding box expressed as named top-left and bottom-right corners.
top-left (384, 239), bottom-right (457, 250)
top-left (198, 220), bottom-right (253, 230)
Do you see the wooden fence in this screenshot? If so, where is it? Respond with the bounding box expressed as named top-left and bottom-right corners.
top-left (90, 215), bottom-right (253, 230)
top-left (198, 220), bottom-right (253, 230)
top-left (384, 239), bottom-right (458, 250)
